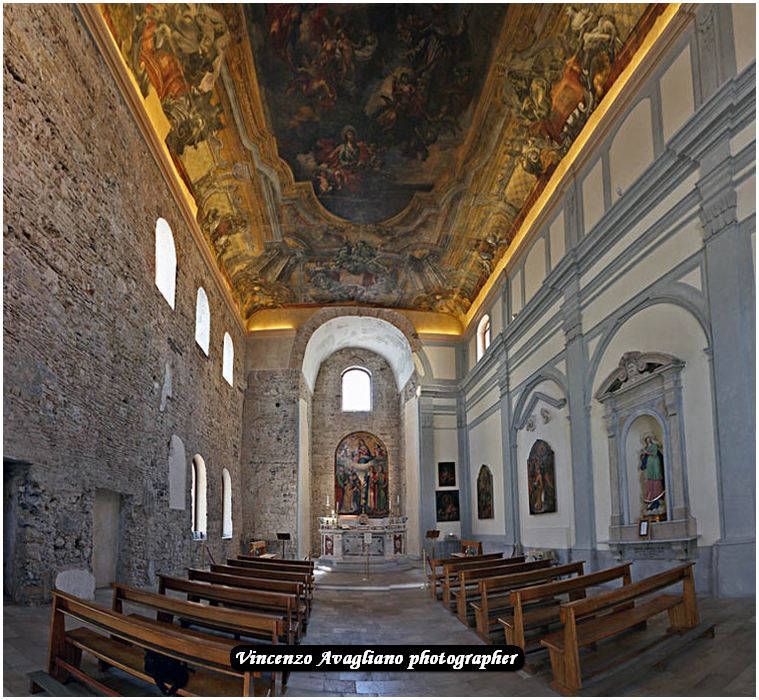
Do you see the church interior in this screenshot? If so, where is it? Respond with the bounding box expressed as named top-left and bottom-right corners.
top-left (3, 3), bottom-right (756, 697)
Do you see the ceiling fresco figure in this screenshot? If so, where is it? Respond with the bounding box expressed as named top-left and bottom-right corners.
top-left (102, 3), bottom-right (661, 321)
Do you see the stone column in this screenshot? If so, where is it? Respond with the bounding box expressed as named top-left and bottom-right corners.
top-left (698, 149), bottom-right (756, 596)
top-left (418, 394), bottom-right (437, 547)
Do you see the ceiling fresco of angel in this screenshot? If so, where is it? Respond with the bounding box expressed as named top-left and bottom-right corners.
top-left (101, 3), bottom-right (662, 323)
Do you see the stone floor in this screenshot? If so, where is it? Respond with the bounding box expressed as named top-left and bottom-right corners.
top-left (3, 575), bottom-right (756, 697)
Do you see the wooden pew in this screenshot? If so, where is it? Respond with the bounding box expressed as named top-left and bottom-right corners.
top-left (187, 569), bottom-right (308, 625)
top-left (460, 539), bottom-right (483, 555)
top-left (159, 574), bottom-right (301, 645)
top-left (212, 564), bottom-right (314, 613)
top-left (238, 555), bottom-right (313, 569)
top-left (229, 558), bottom-right (314, 573)
top-left (39, 589), bottom-right (270, 696)
top-left (441, 556), bottom-right (530, 610)
top-left (540, 563), bottom-right (700, 695)
top-left (450, 559), bottom-right (554, 621)
top-left (424, 552), bottom-right (503, 599)
top-left (499, 562), bottom-right (632, 651)
top-left (471, 561), bottom-right (586, 641)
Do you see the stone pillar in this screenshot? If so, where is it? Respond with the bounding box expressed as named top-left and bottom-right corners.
top-left (418, 395), bottom-right (437, 546)
top-left (497, 359), bottom-right (521, 552)
top-left (698, 150), bottom-right (756, 596)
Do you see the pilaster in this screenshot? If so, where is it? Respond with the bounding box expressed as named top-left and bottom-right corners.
top-left (497, 356), bottom-right (521, 551)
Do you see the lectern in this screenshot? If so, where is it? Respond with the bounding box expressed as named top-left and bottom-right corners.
top-left (276, 532), bottom-right (291, 560)
top-left (425, 529), bottom-right (440, 560)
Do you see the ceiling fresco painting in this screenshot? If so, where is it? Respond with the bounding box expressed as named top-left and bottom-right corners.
top-left (101, 3), bottom-right (664, 324)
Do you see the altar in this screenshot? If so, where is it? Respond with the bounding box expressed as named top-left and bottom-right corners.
top-left (318, 516), bottom-right (408, 564)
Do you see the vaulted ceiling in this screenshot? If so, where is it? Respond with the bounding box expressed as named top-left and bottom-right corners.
top-left (101, 3), bottom-right (663, 324)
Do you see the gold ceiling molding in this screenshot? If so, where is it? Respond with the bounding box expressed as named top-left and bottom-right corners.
top-left (462, 3), bottom-right (685, 329)
top-left (79, 3), bottom-right (247, 333)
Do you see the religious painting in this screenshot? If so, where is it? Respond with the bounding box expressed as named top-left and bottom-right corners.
top-left (436, 490), bottom-right (460, 522)
top-left (438, 462), bottom-right (456, 487)
top-left (528, 440), bottom-right (557, 515)
top-left (335, 432), bottom-right (389, 517)
top-left (477, 465), bottom-right (494, 520)
top-left (638, 434), bottom-right (666, 520)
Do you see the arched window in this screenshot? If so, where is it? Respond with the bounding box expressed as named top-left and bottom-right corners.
top-left (195, 287), bottom-right (210, 355)
top-left (191, 455), bottom-right (207, 538)
top-left (155, 218), bottom-right (176, 309)
top-left (222, 468), bottom-right (233, 538)
top-left (222, 332), bottom-right (234, 386)
top-left (342, 367), bottom-right (371, 412)
top-left (477, 314), bottom-right (491, 361)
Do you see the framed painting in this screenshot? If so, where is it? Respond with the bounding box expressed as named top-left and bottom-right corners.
top-left (437, 461), bottom-right (456, 487)
top-left (335, 431), bottom-right (389, 517)
top-left (527, 439), bottom-right (557, 514)
top-left (436, 490), bottom-right (460, 522)
top-left (477, 465), bottom-right (494, 519)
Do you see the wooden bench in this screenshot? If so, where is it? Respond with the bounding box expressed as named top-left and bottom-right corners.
top-left (238, 555), bottom-right (313, 569)
top-left (471, 561), bottom-right (585, 641)
top-left (211, 564), bottom-right (314, 611)
top-left (229, 558), bottom-right (314, 573)
top-left (540, 563), bottom-right (700, 695)
top-left (442, 556), bottom-right (534, 611)
top-left (423, 551), bottom-right (503, 599)
top-left (499, 563), bottom-right (632, 652)
top-left (450, 559), bottom-right (556, 621)
top-left (37, 589), bottom-right (270, 696)
top-left (158, 575), bottom-right (302, 645)
top-left (188, 569), bottom-right (309, 623)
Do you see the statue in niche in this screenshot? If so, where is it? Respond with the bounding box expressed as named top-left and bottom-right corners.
top-left (477, 465), bottom-right (494, 519)
top-left (528, 439), bottom-right (557, 514)
top-left (639, 434), bottom-right (666, 519)
top-left (335, 432), bottom-right (389, 517)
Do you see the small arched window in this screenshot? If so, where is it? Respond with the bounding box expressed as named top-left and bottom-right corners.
top-left (222, 468), bottom-right (233, 539)
top-left (342, 367), bottom-right (371, 412)
top-left (191, 455), bottom-right (207, 538)
top-left (477, 314), bottom-right (491, 361)
top-left (222, 332), bottom-right (234, 386)
top-left (155, 218), bottom-right (176, 309)
top-left (195, 287), bottom-right (210, 355)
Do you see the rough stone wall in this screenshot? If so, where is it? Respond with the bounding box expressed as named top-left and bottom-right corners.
top-left (3, 5), bottom-right (246, 603)
top-left (240, 369), bottom-right (302, 554)
top-left (309, 349), bottom-right (403, 552)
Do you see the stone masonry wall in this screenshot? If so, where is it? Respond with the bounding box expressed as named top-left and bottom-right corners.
top-left (3, 5), bottom-right (246, 603)
top-left (309, 349), bottom-right (403, 553)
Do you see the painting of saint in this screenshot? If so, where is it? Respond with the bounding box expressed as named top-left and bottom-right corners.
top-left (438, 462), bottom-right (456, 487)
top-left (528, 440), bottom-right (557, 515)
top-left (477, 465), bottom-right (494, 520)
top-left (436, 490), bottom-right (460, 522)
top-left (335, 432), bottom-right (389, 517)
top-left (639, 435), bottom-right (666, 519)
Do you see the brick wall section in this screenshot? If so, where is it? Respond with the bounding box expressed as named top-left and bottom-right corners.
top-left (309, 349), bottom-right (403, 554)
top-left (3, 5), bottom-right (246, 603)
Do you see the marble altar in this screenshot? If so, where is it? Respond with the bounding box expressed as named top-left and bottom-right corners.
top-left (319, 516), bottom-right (407, 563)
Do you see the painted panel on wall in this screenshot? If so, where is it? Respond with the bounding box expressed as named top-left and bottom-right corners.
top-left (610, 98), bottom-right (653, 203)
top-left (438, 462), bottom-right (456, 487)
top-left (524, 238), bottom-right (547, 304)
top-left (549, 212), bottom-right (565, 270)
top-left (660, 43), bottom-right (694, 143)
top-left (335, 432), bottom-right (389, 516)
top-left (732, 3), bottom-right (756, 73)
top-left (436, 490), bottom-right (460, 522)
top-left (582, 158), bottom-right (605, 234)
top-left (511, 269), bottom-right (523, 315)
top-left (477, 465), bottom-right (494, 519)
top-left (527, 439), bottom-right (557, 514)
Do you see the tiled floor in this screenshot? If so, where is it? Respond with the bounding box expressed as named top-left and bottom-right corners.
top-left (4, 575), bottom-right (756, 697)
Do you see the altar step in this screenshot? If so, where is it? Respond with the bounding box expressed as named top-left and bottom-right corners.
top-left (314, 558), bottom-right (426, 591)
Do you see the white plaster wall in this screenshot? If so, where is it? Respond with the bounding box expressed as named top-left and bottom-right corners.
top-left (403, 395), bottom-right (421, 556)
top-left (582, 158), bottom-right (606, 234)
top-left (610, 98), bottom-right (654, 203)
top-left (425, 345), bottom-right (457, 380)
top-left (732, 3), bottom-right (756, 73)
top-left (468, 410), bottom-right (505, 536)
top-left (549, 212), bottom-right (565, 270)
top-left (660, 43), bottom-right (695, 143)
top-left (590, 304), bottom-right (720, 549)
top-left (730, 120), bottom-right (755, 156)
top-left (515, 382), bottom-right (574, 549)
top-left (298, 398), bottom-right (311, 557)
top-left (491, 296), bottom-right (503, 336)
top-left (524, 238), bottom-right (547, 304)
top-left (736, 174), bottom-right (756, 222)
top-left (468, 386), bottom-right (500, 424)
top-left (468, 334), bottom-right (477, 371)
top-left (434, 413), bottom-right (461, 537)
top-left (511, 269), bottom-right (523, 315)
top-left (509, 330), bottom-right (564, 391)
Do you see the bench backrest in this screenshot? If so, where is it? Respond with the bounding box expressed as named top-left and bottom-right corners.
top-left (112, 583), bottom-right (283, 638)
top-left (559, 563), bottom-right (695, 623)
top-left (188, 568), bottom-right (302, 597)
top-left (458, 558), bottom-right (553, 582)
top-left (481, 560), bottom-right (586, 593)
top-left (444, 555), bottom-right (526, 577)
top-left (237, 554), bottom-right (313, 570)
top-left (228, 558), bottom-right (313, 573)
top-left (510, 562), bottom-right (631, 607)
top-left (51, 589), bottom-right (240, 670)
top-left (158, 574), bottom-right (295, 611)
top-left (460, 539), bottom-right (483, 555)
top-left (429, 552), bottom-right (502, 569)
top-left (212, 563), bottom-right (312, 584)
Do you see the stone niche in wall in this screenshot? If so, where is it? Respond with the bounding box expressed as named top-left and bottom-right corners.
top-left (595, 352), bottom-right (697, 560)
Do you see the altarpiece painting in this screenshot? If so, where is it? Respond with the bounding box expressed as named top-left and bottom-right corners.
top-left (477, 465), bottom-right (494, 519)
top-left (335, 432), bottom-right (389, 517)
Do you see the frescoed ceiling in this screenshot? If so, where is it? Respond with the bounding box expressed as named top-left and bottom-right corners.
top-left (101, 3), bottom-right (665, 324)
